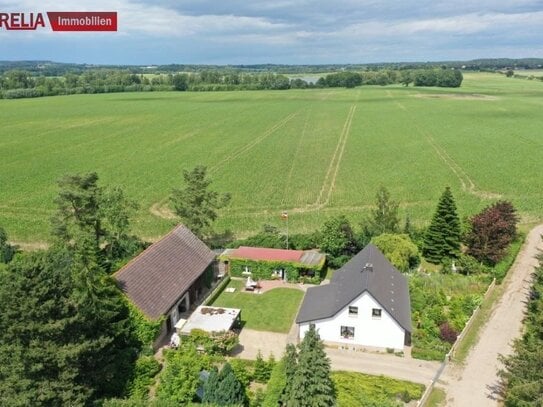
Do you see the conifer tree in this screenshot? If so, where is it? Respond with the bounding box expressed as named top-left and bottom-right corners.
top-left (423, 187), bottom-right (461, 264)
top-left (0, 226), bottom-right (15, 264)
top-left (203, 363), bottom-right (247, 406)
top-left (286, 327), bottom-right (335, 407)
top-left (0, 243), bottom-right (135, 405)
top-left (202, 367), bottom-right (220, 404)
top-left (254, 350), bottom-right (269, 383)
top-left (281, 343), bottom-right (298, 404)
top-left (216, 363), bottom-right (247, 406)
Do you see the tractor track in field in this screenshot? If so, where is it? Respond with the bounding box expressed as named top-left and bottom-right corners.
top-left (208, 111), bottom-right (300, 175)
top-left (281, 109), bottom-right (311, 207)
top-left (228, 103), bottom-right (357, 218)
top-left (149, 111), bottom-right (300, 219)
top-left (423, 131), bottom-right (501, 200)
top-left (314, 104), bottom-right (357, 208)
top-left (150, 100), bottom-right (359, 221)
top-left (149, 198), bottom-right (176, 220)
top-left (385, 90), bottom-right (502, 200)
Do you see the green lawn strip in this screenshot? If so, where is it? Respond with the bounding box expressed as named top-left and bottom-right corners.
top-left (332, 371), bottom-right (425, 406)
top-left (425, 387), bottom-right (446, 407)
top-left (210, 279), bottom-right (304, 333)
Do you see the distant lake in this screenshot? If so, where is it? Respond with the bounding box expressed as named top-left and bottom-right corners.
top-left (288, 75), bottom-right (322, 84)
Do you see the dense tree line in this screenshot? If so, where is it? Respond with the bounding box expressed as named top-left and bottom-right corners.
top-left (318, 68), bottom-right (463, 88)
top-left (1, 65), bottom-right (463, 99)
top-left (0, 69), bottom-right (301, 99)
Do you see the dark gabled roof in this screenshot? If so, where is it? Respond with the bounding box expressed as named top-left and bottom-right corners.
top-left (114, 225), bottom-right (215, 320)
top-left (296, 244), bottom-right (412, 333)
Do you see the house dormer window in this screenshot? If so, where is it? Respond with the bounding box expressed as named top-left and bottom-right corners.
top-left (348, 306), bottom-right (358, 316)
top-left (372, 308), bottom-right (382, 318)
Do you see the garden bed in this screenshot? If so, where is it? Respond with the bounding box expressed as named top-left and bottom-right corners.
top-left (332, 371), bottom-right (425, 406)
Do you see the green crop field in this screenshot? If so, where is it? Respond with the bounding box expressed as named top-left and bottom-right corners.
top-left (1, 72), bottom-right (543, 243)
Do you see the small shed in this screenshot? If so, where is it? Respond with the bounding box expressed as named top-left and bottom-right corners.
top-left (219, 246), bottom-right (326, 282)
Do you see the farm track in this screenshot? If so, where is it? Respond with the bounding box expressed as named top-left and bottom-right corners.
top-left (198, 103), bottom-right (358, 219)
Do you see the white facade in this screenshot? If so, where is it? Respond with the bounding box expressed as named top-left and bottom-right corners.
top-left (299, 291), bottom-right (406, 350)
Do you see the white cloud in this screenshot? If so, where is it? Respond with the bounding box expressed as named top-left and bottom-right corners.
top-left (1, 0), bottom-right (542, 63)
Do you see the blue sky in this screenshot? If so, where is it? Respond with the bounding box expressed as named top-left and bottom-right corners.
top-left (1, 0), bottom-right (542, 65)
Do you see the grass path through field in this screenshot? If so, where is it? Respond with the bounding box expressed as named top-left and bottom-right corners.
top-left (439, 223), bottom-right (543, 406)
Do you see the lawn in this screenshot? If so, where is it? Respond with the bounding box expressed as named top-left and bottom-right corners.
top-left (210, 279), bottom-right (304, 333)
top-left (2, 72), bottom-right (543, 242)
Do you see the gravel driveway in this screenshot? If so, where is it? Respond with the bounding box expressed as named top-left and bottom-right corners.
top-left (235, 329), bottom-right (440, 385)
top-left (440, 224), bottom-right (543, 406)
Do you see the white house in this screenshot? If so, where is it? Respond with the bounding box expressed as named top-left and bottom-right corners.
top-left (296, 244), bottom-right (411, 351)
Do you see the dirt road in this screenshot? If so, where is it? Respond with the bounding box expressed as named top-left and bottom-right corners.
top-left (441, 224), bottom-right (543, 406)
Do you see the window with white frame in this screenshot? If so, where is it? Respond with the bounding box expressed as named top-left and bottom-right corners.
top-left (348, 306), bottom-right (358, 316)
top-left (372, 308), bottom-right (382, 318)
top-left (340, 326), bottom-right (355, 339)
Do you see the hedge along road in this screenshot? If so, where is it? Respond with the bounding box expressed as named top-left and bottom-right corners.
top-left (440, 223), bottom-right (543, 406)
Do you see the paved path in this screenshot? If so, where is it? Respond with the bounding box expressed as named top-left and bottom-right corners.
top-left (234, 329), bottom-right (288, 359)
top-left (235, 329), bottom-right (439, 385)
top-left (327, 348), bottom-right (440, 385)
top-left (440, 224), bottom-right (543, 406)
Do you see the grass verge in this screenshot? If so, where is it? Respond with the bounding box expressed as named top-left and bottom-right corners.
top-left (425, 387), bottom-right (446, 407)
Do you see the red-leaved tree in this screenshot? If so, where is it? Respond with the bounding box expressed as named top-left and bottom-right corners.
top-left (465, 201), bottom-right (518, 265)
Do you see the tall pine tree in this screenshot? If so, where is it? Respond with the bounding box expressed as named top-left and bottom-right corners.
top-left (423, 187), bottom-right (461, 264)
top-left (286, 326), bottom-right (335, 407)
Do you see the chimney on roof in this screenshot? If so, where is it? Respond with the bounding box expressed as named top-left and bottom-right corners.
top-left (363, 263), bottom-right (373, 272)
